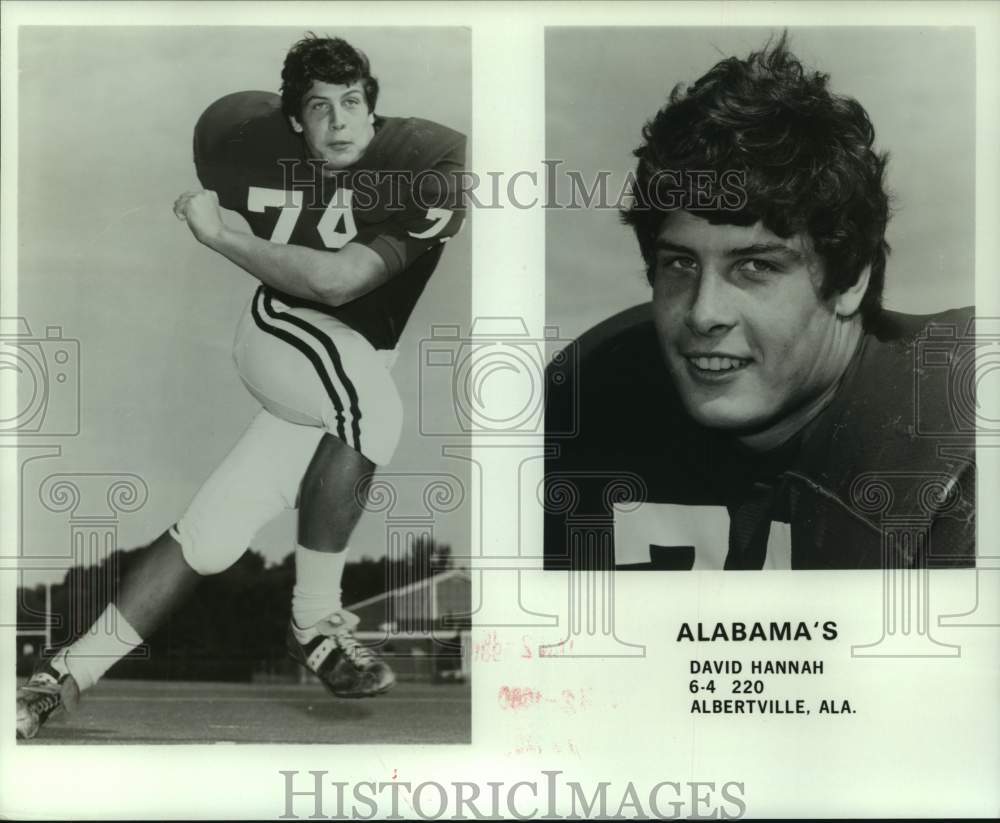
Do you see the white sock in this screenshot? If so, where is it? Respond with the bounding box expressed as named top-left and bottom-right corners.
top-left (292, 544), bottom-right (348, 631)
top-left (52, 603), bottom-right (144, 692)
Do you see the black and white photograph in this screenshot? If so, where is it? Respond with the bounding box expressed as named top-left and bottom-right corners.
top-left (2, 3), bottom-right (999, 821)
top-left (10, 25), bottom-right (473, 745)
top-left (544, 27), bottom-right (979, 571)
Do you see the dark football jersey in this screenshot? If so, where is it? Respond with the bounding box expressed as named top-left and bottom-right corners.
top-left (193, 91), bottom-right (466, 349)
top-left (544, 304), bottom-right (977, 570)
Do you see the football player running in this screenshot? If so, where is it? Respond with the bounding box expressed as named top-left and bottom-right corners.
top-left (18, 34), bottom-right (465, 739)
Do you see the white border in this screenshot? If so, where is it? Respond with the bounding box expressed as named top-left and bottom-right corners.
top-left (2, 2), bottom-right (998, 819)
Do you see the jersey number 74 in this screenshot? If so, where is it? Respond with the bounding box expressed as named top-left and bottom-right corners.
top-left (248, 186), bottom-right (453, 249)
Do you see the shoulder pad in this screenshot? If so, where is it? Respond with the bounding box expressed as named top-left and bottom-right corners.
top-left (547, 302), bottom-right (686, 442)
top-left (360, 117), bottom-right (466, 174)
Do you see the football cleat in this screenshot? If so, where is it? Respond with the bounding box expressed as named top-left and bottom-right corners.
top-left (286, 610), bottom-right (395, 698)
top-left (16, 658), bottom-right (80, 740)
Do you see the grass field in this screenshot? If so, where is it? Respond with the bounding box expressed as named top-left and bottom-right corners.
top-left (18, 679), bottom-right (471, 745)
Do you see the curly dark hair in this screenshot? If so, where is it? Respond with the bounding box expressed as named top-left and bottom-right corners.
top-left (621, 33), bottom-right (891, 326)
top-left (280, 33), bottom-right (380, 119)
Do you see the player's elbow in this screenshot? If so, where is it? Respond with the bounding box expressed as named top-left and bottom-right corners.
top-left (307, 266), bottom-right (356, 307)
top-left (309, 277), bottom-right (350, 307)
top-left (309, 253), bottom-right (386, 307)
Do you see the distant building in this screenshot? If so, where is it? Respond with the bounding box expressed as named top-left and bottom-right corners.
top-left (346, 569), bottom-right (472, 682)
top-left (348, 568), bottom-right (471, 633)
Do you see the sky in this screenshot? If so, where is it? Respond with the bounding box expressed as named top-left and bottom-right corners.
top-left (546, 26), bottom-right (976, 341)
top-left (13, 27), bottom-right (472, 584)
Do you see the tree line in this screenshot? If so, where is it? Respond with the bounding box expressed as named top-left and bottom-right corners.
top-left (16, 537), bottom-right (454, 681)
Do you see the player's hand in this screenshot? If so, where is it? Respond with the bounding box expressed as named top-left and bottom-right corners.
top-left (173, 189), bottom-right (224, 246)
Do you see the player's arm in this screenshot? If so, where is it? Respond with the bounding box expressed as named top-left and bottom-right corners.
top-left (173, 189), bottom-right (390, 307)
top-left (360, 145), bottom-right (466, 275)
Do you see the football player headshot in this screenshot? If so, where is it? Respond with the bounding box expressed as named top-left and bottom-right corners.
top-left (544, 30), bottom-right (977, 571)
top-left (17, 32), bottom-right (467, 739)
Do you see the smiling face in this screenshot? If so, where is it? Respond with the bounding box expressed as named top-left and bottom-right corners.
top-left (651, 210), bottom-right (868, 442)
top-left (290, 80), bottom-right (375, 170)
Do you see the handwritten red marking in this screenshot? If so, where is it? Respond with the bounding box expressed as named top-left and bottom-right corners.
top-left (538, 638), bottom-right (575, 657)
top-left (556, 688), bottom-right (593, 714)
top-left (473, 631), bottom-right (503, 663)
top-left (498, 686), bottom-right (544, 710)
top-left (521, 635), bottom-right (533, 659)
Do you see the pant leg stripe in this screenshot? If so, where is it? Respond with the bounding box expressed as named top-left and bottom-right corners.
top-left (250, 289), bottom-right (349, 444)
top-left (261, 293), bottom-right (364, 454)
